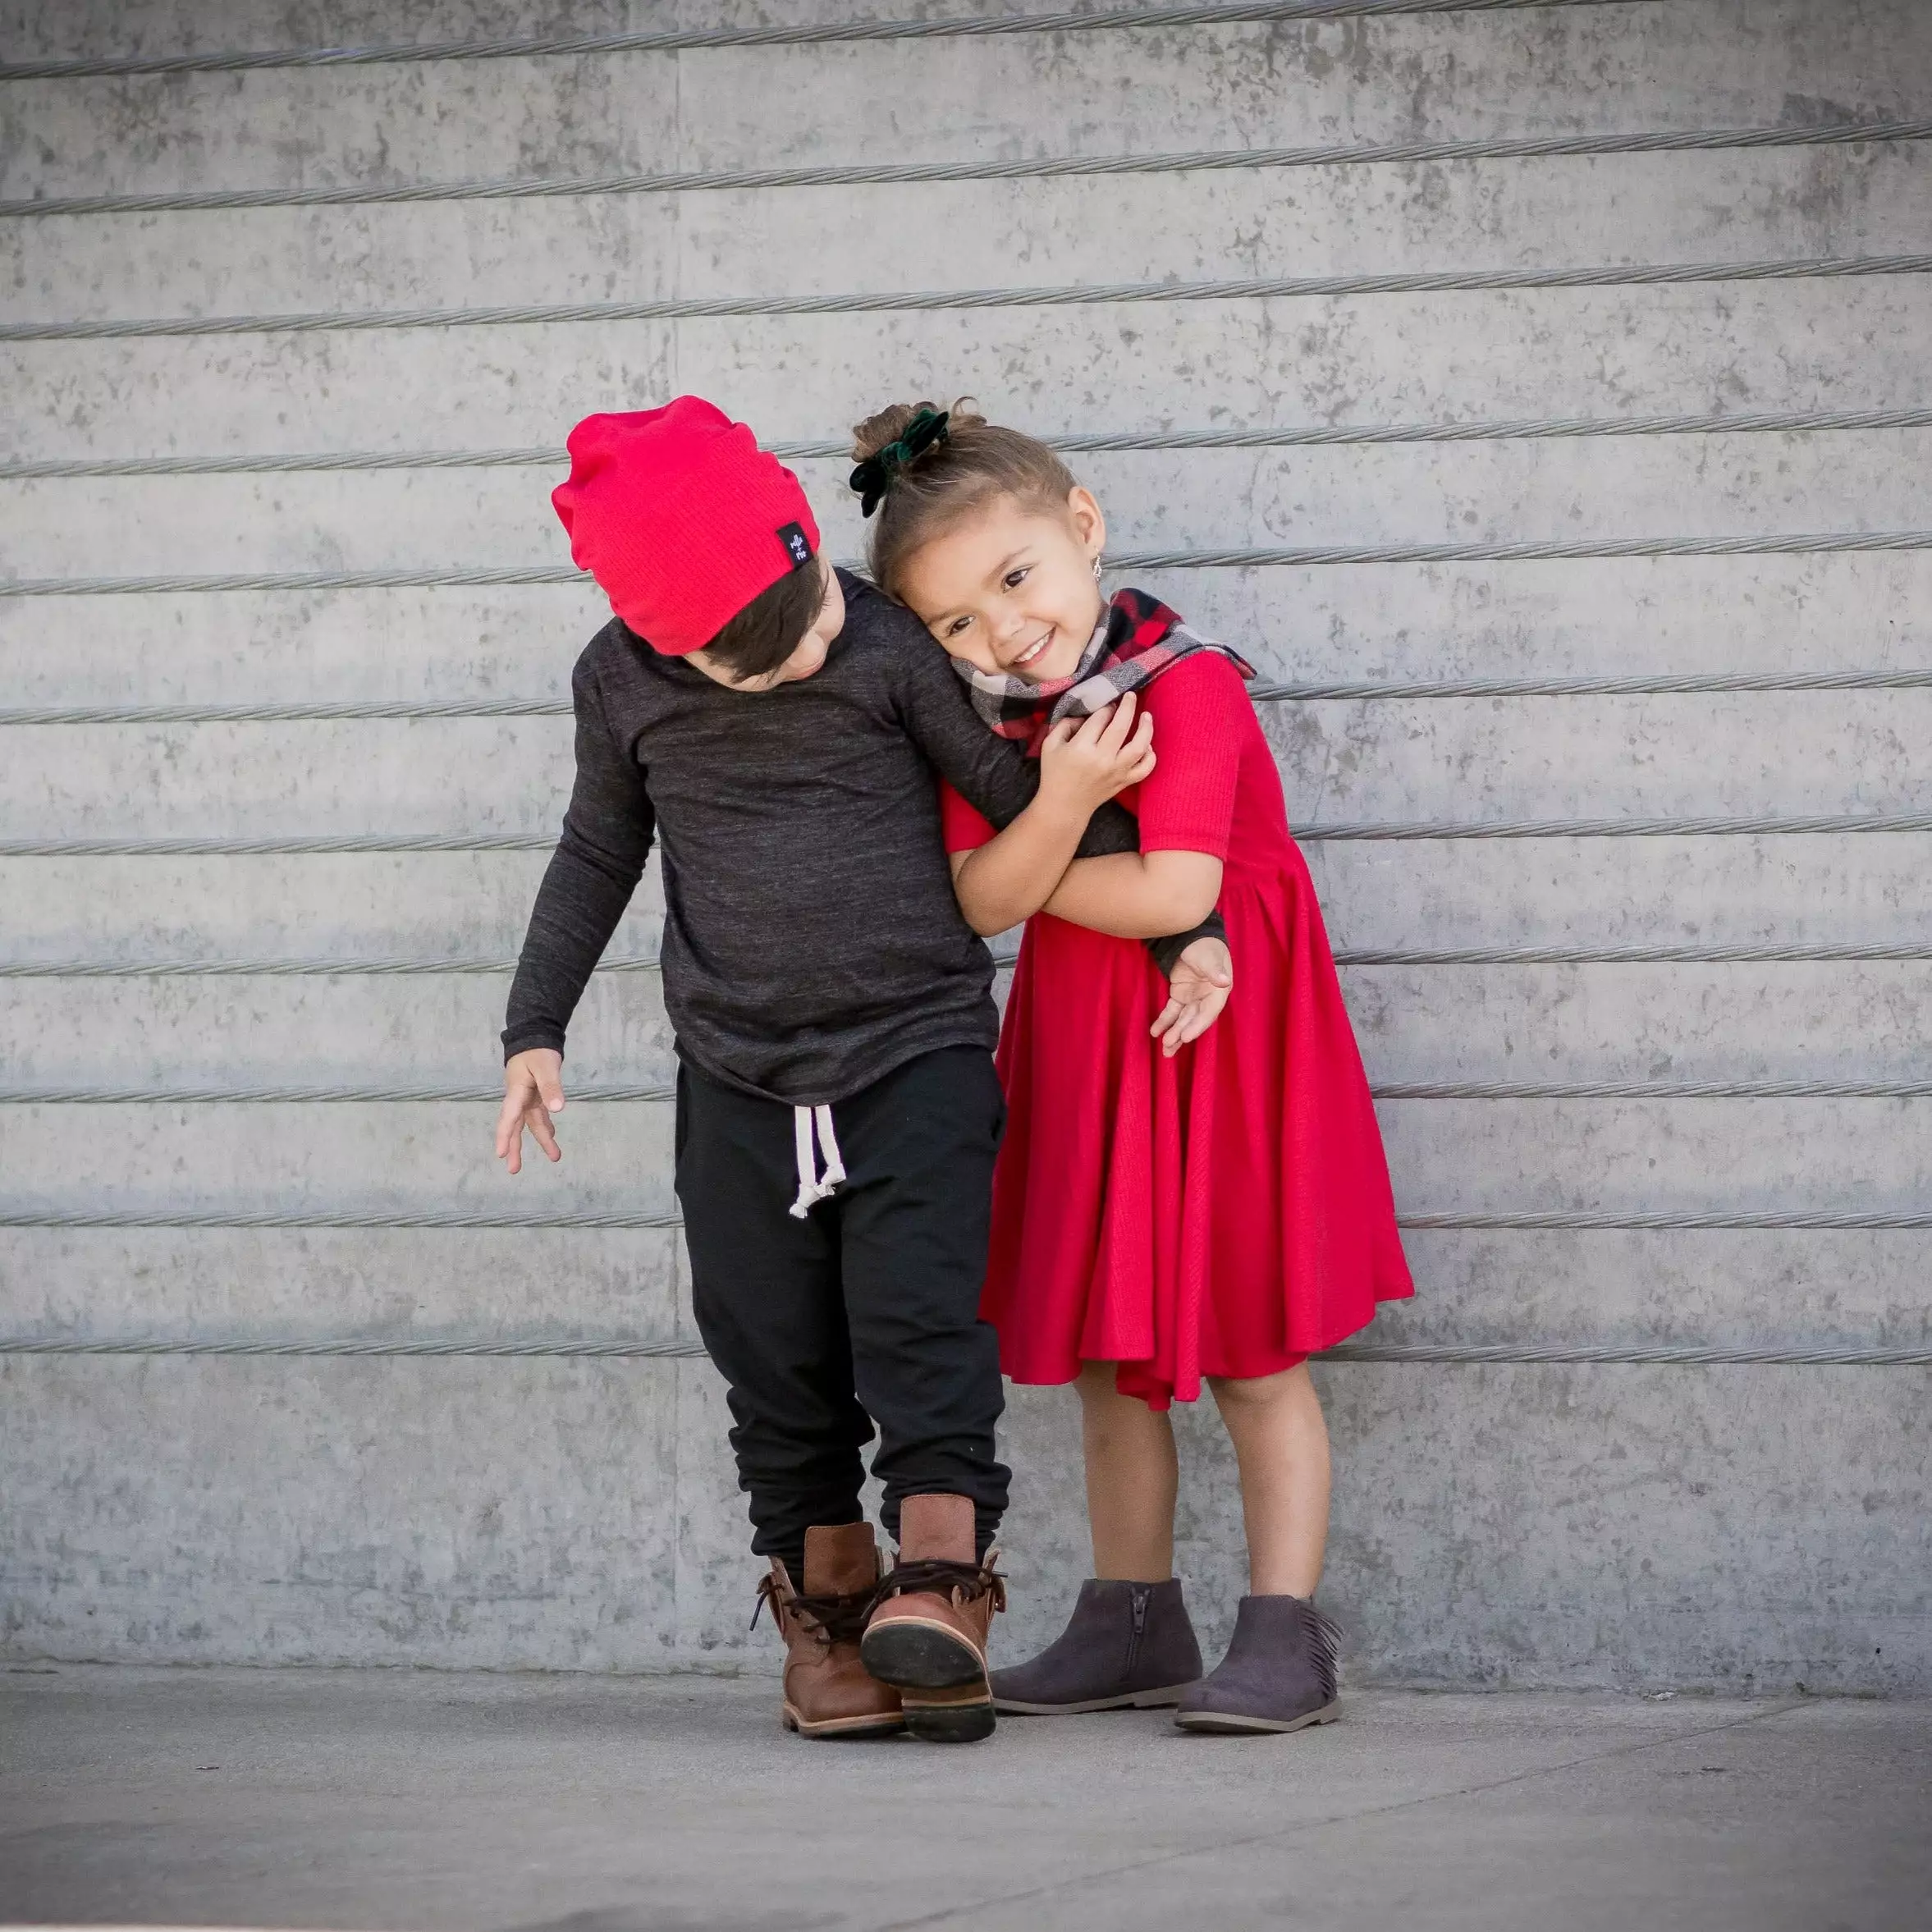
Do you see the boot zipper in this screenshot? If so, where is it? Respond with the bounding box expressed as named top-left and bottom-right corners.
top-left (1127, 1584), bottom-right (1151, 1679)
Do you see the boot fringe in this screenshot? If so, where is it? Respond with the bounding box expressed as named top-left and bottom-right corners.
top-left (1298, 1600), bottom-right (1344, 1703)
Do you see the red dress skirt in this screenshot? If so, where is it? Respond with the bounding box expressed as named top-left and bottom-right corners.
top-left (941, 652), bottom-right (1413, 1410)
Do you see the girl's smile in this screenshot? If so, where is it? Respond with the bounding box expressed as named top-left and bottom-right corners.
top-left (1009, 624), bottom-right (1059, 671)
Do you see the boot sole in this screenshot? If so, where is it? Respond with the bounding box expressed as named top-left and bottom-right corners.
top-left (900, 1688), bottom-right (997, 1744)
top-left (781, 1702), bottom-right (907, 1741)
top-left (1174, 1701), bottom-right (1339, 1735)
top-left (861, 1616), bottom-right (987, 1691)
top-left (996, 1680), bottom-right (1202, 1715)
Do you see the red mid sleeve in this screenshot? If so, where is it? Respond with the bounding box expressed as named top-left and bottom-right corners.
top-left (1135, 653), bottom-right (1249, 860)
top-left (937, 776), bottom-right (999, 854)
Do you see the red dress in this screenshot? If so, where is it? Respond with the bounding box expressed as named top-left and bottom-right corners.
top-left (941, 652), bottom-right (1413, 1410)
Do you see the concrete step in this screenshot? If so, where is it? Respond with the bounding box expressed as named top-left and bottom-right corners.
top-left (6, 834), bottom-right (1929, 959)
top-left (0, 973), bottom-right (684, 1084)
top-left (6, 1222), bottom-right (1922, 1351)
top-left (1372, 1096), bottom-right (1932, 1213)
top-left (2, 1092), bottom-right (1925, 1216)
top-left (6, 0), bottom-right (1928, 196)
top-left (2, 0), bottom-right (702, 63)
top-left (7, 281), bottom-right (1923, 458)
top-left (4, 694), bottom-right (1926, 838)
top-left (4, 1351), bottom-right (1923, 1687)
top-left (9, 555), bottom-right (1930, 703)
top-left (11, 432), bottom-right (1932, 577)
top-left (7, 960), bottom-right (1929, 1090)
top-left (0, 717), bottom-right (582, 840)
top-left (0, 1101), bottom-right (680, 1213)
top-left (1311, 1358), bottom-right (1929, 1690)
top-left (0, 852), bottom-right (657, 959)
top-left (0, 1350), bottom-right (698, 1667)
top-left (0, 1224), bottom-right (687, 1339)
top-left (12, 144), bottom-right (1930, 324)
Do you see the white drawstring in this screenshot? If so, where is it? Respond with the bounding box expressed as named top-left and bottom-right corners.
top-left (788, 1104), bottom-right (847, 1219)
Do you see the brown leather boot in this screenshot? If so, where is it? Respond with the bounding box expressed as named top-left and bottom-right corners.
top-left (860, 1494), bottom-right (1005, 1743)
top-left (755, 1522), bottom-right (904, 1740)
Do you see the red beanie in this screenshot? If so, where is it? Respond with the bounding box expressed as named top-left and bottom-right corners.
top-left (551, 397), bottom-right (822, 657)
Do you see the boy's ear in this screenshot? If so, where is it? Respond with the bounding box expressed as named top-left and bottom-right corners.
top-left (1067, 485), bottom-right (1107, 562)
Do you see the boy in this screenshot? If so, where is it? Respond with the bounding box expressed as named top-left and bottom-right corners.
top-left (495, 399), bottom-right (1225, 1742)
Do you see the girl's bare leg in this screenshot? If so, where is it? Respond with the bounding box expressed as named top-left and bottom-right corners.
top-left (1077, 1360), bottom-right (1179, 1581)
top-left (1206, 1363), bottom-right (1330, 1597)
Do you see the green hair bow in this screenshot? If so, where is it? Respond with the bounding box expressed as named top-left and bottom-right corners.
top-left (849, 408), bottom-right (950, 518)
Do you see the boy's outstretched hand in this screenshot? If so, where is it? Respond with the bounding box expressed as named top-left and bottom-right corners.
top-left (497, 1048), bottom-right (565, 1173)
top-left (1151, 936), bottom-right (1233, 1058)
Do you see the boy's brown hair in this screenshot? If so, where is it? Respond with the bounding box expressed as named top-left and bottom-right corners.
top-left (698, 561), bottom-right (829, 680)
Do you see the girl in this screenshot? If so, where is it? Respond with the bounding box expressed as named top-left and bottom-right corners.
top-left (848, 401), bottom-right (1414, 1733)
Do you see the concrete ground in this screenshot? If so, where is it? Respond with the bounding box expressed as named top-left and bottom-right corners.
top-left (1, 1667), bottom-right (1928, 1932)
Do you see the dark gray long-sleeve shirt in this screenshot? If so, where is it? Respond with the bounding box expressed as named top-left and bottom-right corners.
top-left (502, 570), bottom-right (1148, 1106)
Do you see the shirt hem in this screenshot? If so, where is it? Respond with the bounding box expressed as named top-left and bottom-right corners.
top-left (673, 1021), bottom-right (998, 1110)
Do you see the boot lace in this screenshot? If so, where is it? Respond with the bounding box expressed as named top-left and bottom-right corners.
top-left (875, 1557), bottom-right (1007, 1613)
top-left (752, 1573), bottom-right (876, 1646)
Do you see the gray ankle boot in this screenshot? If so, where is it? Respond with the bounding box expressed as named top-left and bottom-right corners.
top-left (991, 1577), bottom-right (1204, 1714)
top-left (1174, 1595), bottom-right (1340, 1733)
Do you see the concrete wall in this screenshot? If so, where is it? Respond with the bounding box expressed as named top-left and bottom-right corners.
top-left (3, 0), bottom-right (1930, 1690)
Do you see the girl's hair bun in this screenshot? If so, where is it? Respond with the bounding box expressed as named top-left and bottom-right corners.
top-left (849, 398), bottom-right (987, 463)
top-left (850, 402), bottom-right (927, 465)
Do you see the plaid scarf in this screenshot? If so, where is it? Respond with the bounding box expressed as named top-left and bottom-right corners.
top-left (953, 586), bottom-right (1256, 756)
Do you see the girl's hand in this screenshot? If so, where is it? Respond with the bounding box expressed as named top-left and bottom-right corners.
top-left (1151, 936), bottom-right (1233, 1057)
top-left (496, 1048), bottom-right (565, 1173)
top-left (1037, 692), bottom-right (1156, 815)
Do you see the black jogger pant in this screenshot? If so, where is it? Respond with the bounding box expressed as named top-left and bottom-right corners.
top-left (675, 1043), bottom-right (1011, 1575)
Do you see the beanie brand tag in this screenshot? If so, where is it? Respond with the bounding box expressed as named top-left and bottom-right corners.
top-left (776, 521), bottom-right (814, 570)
